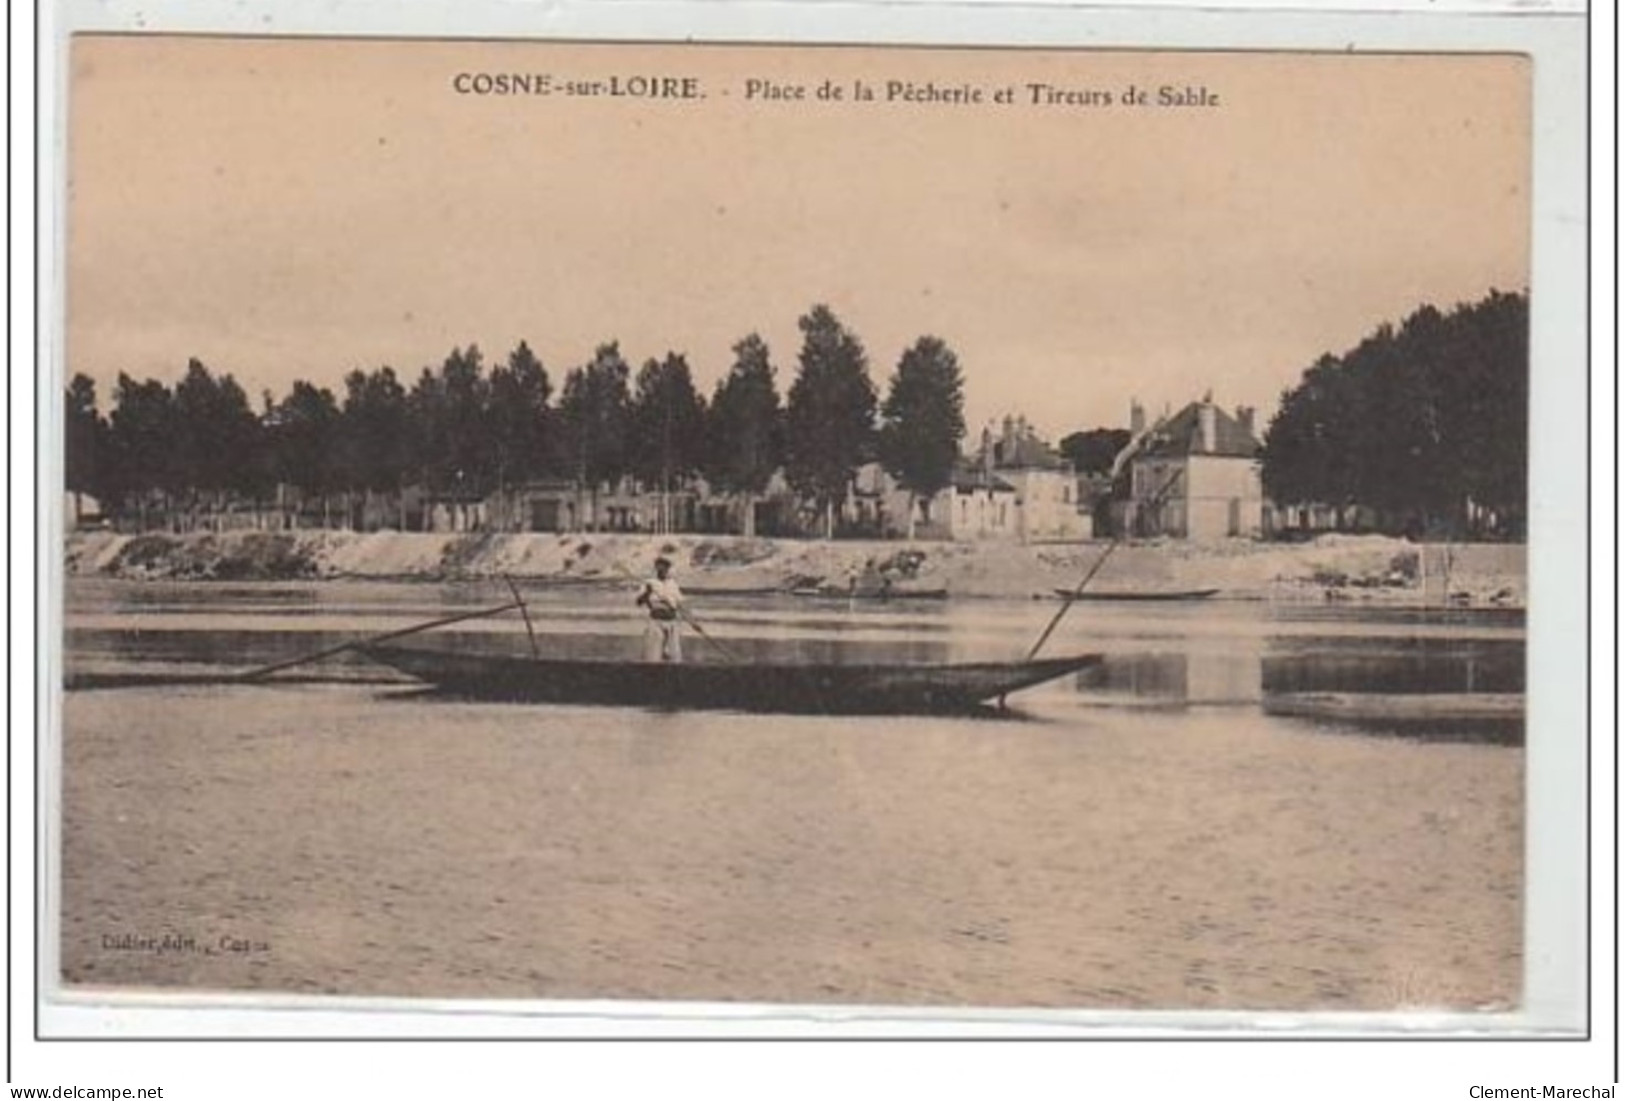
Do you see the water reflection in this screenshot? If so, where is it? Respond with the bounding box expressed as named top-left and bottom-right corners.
top-left (1077, 636), bottom-right (1522, 703)
top-left (1078, 649), bottom-right (1264, 705)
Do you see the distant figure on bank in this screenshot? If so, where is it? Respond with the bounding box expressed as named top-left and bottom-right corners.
top-left (851, 558), bottom-right (891, 600)
top-left (636, 556), bottom-right (684, 662)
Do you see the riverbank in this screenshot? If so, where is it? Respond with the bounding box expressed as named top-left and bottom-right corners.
top-left (64, 529), bottom-right (1526, 606)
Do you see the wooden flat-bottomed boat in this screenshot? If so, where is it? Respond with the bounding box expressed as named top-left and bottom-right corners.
top-left (1263, 691), bottom-right (1524, 743)
top-left (1263, 691), bottom-right (1524, 725)
top-left (362, 642), bottom-right (1100, 713)
top-left (790, 586), bottom-right (950, 602)
top-left (1054, 587), bottom-right (1220, 602)
top-left (678, 585), bottom-right (792, 597)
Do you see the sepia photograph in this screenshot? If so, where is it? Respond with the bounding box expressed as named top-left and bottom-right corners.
top-left (54, 33), bottom-right (1539, 1022)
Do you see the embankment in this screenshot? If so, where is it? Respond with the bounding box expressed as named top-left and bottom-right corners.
top-left (64, 529), bottom-right (1526, 606)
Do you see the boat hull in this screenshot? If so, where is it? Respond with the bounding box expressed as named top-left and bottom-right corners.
top-left (790, 588), bottom-right (950, 601)
top-left (361, 643), bottom-right (1100, 713)
top-left (1054, 588), bottom-right (1219, 602)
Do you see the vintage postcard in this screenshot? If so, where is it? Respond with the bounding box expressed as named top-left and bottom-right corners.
top-left (53, 31), bottom-right (1558, 1033)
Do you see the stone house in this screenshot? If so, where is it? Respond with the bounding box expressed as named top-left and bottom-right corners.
top-left (1112, 395), bottom-right (1265, 540)
top-left (984, 416), bottom-right (1090, 542)
top-left (849, 415), bottom-right (1091, 542)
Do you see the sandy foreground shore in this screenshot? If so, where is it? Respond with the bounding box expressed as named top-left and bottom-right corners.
top-left (66, 528), bottom-right (1527, 605)
top-left (59, 685), bottom-right (1522, 1013)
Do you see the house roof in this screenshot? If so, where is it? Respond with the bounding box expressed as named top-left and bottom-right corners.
top-left (951, 461), bottom-right (1017, 494)
top-left (1130, 401), bottom-right (1261, 461)
top-left (993, 433), bottom-right (1064, 470)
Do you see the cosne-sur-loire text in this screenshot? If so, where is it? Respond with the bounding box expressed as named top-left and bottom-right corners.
top-left (452, 72), bottom-right (703, 99)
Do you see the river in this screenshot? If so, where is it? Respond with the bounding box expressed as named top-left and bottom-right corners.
top-left (56, 578), bottom-right (1525, 1014)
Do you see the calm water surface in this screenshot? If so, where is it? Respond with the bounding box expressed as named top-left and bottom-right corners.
top-left (57, 578), bottom-right (1527, 1010)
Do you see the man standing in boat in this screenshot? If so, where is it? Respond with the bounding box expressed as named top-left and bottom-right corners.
top-left (636, 556), bottom-right (684, 662)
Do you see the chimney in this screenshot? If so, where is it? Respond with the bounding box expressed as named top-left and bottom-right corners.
top-left (1130, 400), bottom-right (1145, 436)
top-left (1235, 405), bottom-right (1256, 438)
top-left (1199, 398), bottom-right (1217, 453)
top-left (980, 426), bottom-right (994, 472)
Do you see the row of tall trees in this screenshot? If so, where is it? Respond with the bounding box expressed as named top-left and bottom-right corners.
top-left (1260, 289), bottom-right (1528, 538)
top-left (66, 305), bottom-right (969, 536)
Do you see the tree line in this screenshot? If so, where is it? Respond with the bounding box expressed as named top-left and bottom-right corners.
top-left (1259, 289), bottom-right (1528, 538)
top-left (65, 304), bottom-right (968, 537)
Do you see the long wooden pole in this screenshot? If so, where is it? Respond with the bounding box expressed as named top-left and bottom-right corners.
top-left (1026, 544), bottom-right (1124, 661)
top-left (504, 575), bottom-right (542, 660)
top-left (237, 600), bottom-right (522, 682)
top-left (1026, 466), bottom-right (1185, 661)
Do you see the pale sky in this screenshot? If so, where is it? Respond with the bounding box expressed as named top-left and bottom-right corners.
top-left (66, 37), bottom-right (1530, 440)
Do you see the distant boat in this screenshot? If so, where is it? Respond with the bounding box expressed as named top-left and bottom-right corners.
top-left (679, 585), bottom-right (794, 597)
top-left (791, 586), bottom-right (950, 601)
top-left (362, 642), bottom-right (1097, 713)
top-left (527, 574), bottom-right (624, 589)
top-left (1263, 691), bottom-right (1524, 724)
top-left (1054, 588), bottom-right (1220, 602)
top-left (1263, 691), bottom-right (1524, 742)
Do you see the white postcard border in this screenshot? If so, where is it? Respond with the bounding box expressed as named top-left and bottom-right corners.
top-left (28, 0), bottom-right (1596, 1051)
